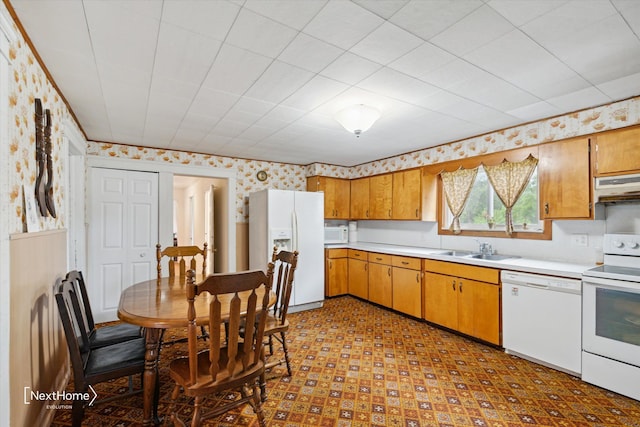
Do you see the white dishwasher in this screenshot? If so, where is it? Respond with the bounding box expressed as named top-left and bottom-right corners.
top-left (501, 271), bottom-right (582, 376)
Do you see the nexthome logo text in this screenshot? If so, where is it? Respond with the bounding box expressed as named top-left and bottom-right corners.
top-left (24, 385), bottom-right (97, 406)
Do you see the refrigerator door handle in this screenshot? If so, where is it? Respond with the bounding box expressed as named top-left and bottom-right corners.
top-left (292, 210), bottom-right (298, 252)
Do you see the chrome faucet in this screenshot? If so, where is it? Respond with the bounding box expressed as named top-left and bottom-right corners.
top-left (476, 240), bottom-right (492, 256)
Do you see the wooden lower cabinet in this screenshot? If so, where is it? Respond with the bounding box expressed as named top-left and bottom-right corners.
top-left (423, 260), bottom-right (501, 345)
top-left (392, 256), bottom-right (422, 318)
top-left (348, 250), bottom-right (368, 300)
top-left (325, 248), bottom-right (348, 297)
top-left (423, 272), bottom-right (458, 330)
top-left (368, 253), bottom-right (392, 307)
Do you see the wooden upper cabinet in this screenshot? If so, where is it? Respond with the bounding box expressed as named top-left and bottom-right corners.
top-left (369, 173), bottom-right (393, 219)
top-left (539, 137), bottom-right (593, 219)
top-left (307, 176), bottom-right (350, 219)
top-left (350, 177), bottom-right (370, 219)
top-left (392, 169), bottom-right (420, 220)
top-left (594, 126), bottom-right (640, 176)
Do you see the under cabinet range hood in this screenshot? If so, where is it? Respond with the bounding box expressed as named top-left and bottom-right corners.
top-left (595, 173), bottom-right (640, 203)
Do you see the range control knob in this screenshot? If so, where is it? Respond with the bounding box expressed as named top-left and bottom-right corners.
top-left (626, 241), bottom-right (640, 249)
top-left (613, 240), bottom-right (624, 248)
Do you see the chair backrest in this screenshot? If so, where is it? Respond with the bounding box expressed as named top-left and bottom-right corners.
top-left (156, 243), bottom-right (207, 279)
top-left (269, 247), bottom-right (298, 326)
top-left (185, 266), bottom-right (273, 386)
top-left (65, 270), bottom-right (95, 350)
top-left (55, 278), bottom-right (89, 388)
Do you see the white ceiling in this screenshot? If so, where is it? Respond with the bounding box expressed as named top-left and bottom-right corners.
top-left (9, 0), bottom-right (640, 166)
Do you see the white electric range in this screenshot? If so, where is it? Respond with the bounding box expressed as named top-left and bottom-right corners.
top-left (582, 233), bottom-right (640, 401)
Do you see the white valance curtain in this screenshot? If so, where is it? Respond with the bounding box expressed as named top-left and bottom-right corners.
top-left (483, 154), bottom-right (538, 236)
top-left (440, 167), bottom-right (478, 234)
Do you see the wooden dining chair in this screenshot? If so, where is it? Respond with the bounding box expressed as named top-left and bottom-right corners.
top-left (157, 243), bottom-right (209, 344)
top-left (55, 277), bottom-right (154, 427)
top-left (65, 270), bottom-right (142, 350)
top-left (156, 242), bottom-right (207, 279)
top-left (262, 247), bottom-right (298, 378)
top-left (166, 267), bottom-right (273, 427)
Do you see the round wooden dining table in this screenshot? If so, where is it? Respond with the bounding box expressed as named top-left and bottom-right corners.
top-left (117, 274), bottom-right (275, 426)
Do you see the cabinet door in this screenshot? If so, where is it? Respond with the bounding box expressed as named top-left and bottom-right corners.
top-left (326, 257), bottom-right (348, 297)
top-left (369, 262), bottom-right (392, 307)
top-left (539, 137), bottom-right (592, 219)
top-left (348, 258), bottom-right (368, 299)
top-left (318, 177), bottom-right (335, 218)
top-left (471, 280), bottom-right (501, 345)
top-left (595, 127), bottom-right (640, 176)
top-left (333, 178), bottom-right (351, 219)
top-left (456, 279), bottom-right (500, 345)
top-left (392, 169), bottom-right (421, 220)
top-left (423, 272), bottom-right (457, 330)
top-left (350, 178), bottom-right (370, 219)
top-left (370, 174), bottom-right (393, 219)
top-left (392, 267), bottom-right (422, 318)
top-left (456, 278), bottom-right (476, 338)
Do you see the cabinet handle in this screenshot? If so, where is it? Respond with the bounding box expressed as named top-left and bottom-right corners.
top-left (459, 281), bottom-right (463, 293)
top-left (402, 261), bottom-right (409, 265)
top-left (366, 210), bottom-right (369, 218)
top-left (415, 208), bottom-right (419, 218)
top-left (388, 209), bottom-right (392, 218)
top-left (365, 264), bottom-right (368, 271)
top-left (416, 273), bottom-right (419, 283)
top-left (329, 260), bottom-right (332, 270)
top-left (376, 257), bottom-right (382, 261)
top-left (544, 202), bottom-right (549, 215)
top-left (452, 280), bottom-right (456, 291)
top-left (388, 267), bottom-right (391, 276)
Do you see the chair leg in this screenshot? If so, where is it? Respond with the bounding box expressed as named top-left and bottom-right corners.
top-left (259, 370), bottom-right (268, 402)
top-left (191, 396), bottom-right (202, 427)
top-left (71, 398), bottom-right (85, 427)
top-left (268, 334), bottom-right (274, 355)
top-left (280, 331), bottom-right (292, 377)
top-left (200, 325), bottom-right (208, 341)
top-left (251, 381), bottom-right (267, 427)
top-left (167, 384), bottom-right (182, 427)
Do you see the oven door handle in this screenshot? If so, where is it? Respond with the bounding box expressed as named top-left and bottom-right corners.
top-left (583, 279), bottom-right (639, 293)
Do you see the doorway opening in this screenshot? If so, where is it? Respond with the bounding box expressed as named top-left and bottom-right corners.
top-left (173, 175), bottom-right (229, 274)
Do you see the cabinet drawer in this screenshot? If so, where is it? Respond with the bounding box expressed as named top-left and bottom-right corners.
top-left (424, 260), bottom-right (499, 284)
top-left (348, 249), bottom-right (368, 261)
top-left (369, 253), bottom-right (391, 265)
top-left (392, 255), bottom-right (421, 270)
top-left (327, 248), bottom-right (348, 258)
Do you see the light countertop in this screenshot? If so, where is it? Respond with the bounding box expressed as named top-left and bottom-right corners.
top-left (325, 242), bottom-right (594, 280)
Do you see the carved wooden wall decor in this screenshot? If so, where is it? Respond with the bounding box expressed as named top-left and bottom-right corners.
top-left (33, 98), bottom-right (56, 218)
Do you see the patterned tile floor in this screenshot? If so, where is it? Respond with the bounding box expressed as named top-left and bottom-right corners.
top-left (52, 296), bottom-right (640, 426)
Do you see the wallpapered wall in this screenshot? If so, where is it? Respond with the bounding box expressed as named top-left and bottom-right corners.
top-left (5, 14), bottom-right (82, 235)
top-left (88, 94), bottom-right (640, 223)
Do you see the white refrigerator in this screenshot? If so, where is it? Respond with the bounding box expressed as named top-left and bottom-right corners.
top-left (249, 189), bottom-right (325, 312)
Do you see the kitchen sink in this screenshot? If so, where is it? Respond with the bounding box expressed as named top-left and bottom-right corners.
top-left (468, 253), bottom-right (520, 261)
top-left (439, 250), bottom-right (475, 257)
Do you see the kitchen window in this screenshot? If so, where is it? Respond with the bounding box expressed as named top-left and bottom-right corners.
top-left (441, 166), bottom-right (549, 239)
top-left (434, 145), bottom-right (551, 240)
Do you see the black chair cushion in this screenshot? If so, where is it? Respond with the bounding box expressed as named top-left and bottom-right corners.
top-left (85, 337), bottom-right (146, 377)
top-left (90, 323), bottom-right (142, 349)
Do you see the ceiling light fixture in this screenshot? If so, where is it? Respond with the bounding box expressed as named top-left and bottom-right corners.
top-left (335, 104), bottom-right (380, 137)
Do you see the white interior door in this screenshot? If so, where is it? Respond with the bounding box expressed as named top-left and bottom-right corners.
top-left (88, 168), bottom-right (159, 322)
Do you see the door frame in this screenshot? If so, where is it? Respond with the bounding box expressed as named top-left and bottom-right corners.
top-left (64, 118), bottom-right (86, 272)
top-left (87, 155), bottom-right (237, 272)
